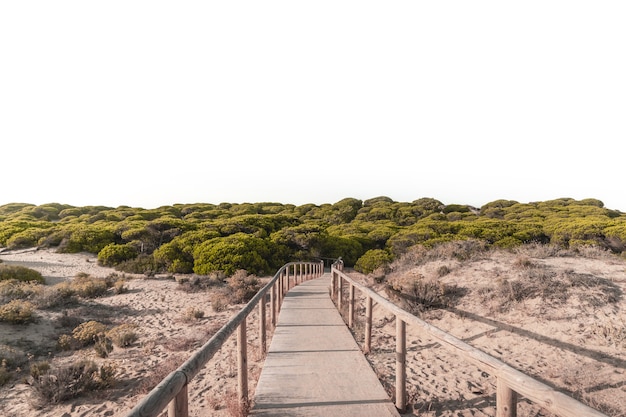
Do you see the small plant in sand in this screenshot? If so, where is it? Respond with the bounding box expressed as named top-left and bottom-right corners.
top-left (182, 307), bottom-right (205, 322)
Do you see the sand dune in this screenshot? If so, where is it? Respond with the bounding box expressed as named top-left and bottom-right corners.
top-left (1, 248), bottom-right (625, 416)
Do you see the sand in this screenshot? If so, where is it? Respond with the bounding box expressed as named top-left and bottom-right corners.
top-left (1, 247), bottom-right (626, 417)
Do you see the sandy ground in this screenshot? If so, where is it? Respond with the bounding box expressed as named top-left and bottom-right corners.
top-left (0, 249), bottom-right (267, 417)
top-left (1, 247), bottom-right (626, 417)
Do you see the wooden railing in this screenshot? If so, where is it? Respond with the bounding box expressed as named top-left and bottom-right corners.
top-left (330, 265), bottom-right (609, 417)
top-left (126, 260), bottom-right (324, 417)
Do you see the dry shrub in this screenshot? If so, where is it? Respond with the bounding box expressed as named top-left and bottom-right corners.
top-left (107, 323), bottom-right (139, 347)
top-left (227, 270), bottom-right (260, 303)
top-left (181, 307), bottom-right (205, 322)
top-left (177, 273), bottom-right (224, 293)
top-left (390, 240), bottom-right (487, 273)
top-left (514, 243), bottom-right (564, 259)
top-left (72, 320), bottom-right (107, 346)
top-left (70, 274), bottom-right (108, 298)
top-left (225, 390), bottom-right (251, 417)
top-left (482, 268), bottom-right (622, 312)
top-left (512, 255), bottom-right (534, 269)
top-left (388, 276), bottom-right (463, 312)
top-left (0, 299), bottom-right (36, 323)
top-left (209, 288), bottom-right (231, 312)
top-left (30, 360), bottom-right (116, 404)
top-left (0, 279), bottom-right (43, 303)
top-left (0, 361), bottom-right (11, 386)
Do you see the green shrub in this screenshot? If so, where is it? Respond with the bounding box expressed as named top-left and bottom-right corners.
top-left (0, 265), bottom-right (44, 283)
top-left (0, 300), bottom-right (35, 324)
top-left (354, 249), bottom-right (393, 274)
top-left (97, 243), bottom-right (138, 267)
top-left (194, 233), bottom-right (272, 276)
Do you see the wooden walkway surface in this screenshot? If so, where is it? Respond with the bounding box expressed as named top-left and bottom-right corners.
top-left (251, 274), bottom-right (400, 417)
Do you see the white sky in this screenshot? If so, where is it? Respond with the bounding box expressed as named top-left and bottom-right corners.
top-left (1, 2), bottom-right (625, 211)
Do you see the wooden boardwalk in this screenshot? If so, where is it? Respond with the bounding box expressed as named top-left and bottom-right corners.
top-left (251, 274), bottom-right (400, 417)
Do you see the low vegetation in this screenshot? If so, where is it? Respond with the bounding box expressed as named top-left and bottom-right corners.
top-left (0, 197), bottom-right (624, 280)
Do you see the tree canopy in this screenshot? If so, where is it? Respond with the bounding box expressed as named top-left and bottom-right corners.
top-left (1, 197), bottom-right (625, 276)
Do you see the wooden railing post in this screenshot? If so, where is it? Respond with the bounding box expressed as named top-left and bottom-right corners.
top-left (259, 294), bottom-right (266, 354)
top-left (365, 296), bottom-right (373, 354)
top-left (331, 270), bottom-right (336, 298)
top-left (270, 281), bottom-right (276, 327)
top-left (396, 317), bottom-right (407, 412)
top-left (348, 284), bottom-right (355, 328)
top-left (237, 318), bottom-right (248, 407)
top-left (168, 383), bottom-right (188, 417)
top-left (497, 379), bottom-right (518, 417)
top-left (337, 274), bottom-right (343, 311)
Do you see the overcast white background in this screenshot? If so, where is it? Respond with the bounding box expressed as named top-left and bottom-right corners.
top-left (1, 1), bottom-right (625, 211)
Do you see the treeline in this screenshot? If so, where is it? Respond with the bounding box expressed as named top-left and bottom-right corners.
top-left (1, 197), bottom-right (625, 276)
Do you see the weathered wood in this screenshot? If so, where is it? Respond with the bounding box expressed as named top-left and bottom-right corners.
top-left (331, 267), bottom-right (609, 417)
top-left (237, 319), bottom-right (248, 405)
top-left (349, 283), bottom-right (355, 328)
top-left (259, 296), bottom-right (266, 354)
top-left (365, 296), bottom-right (373, 354)
top-left (330, 270), bottom-right (336, 298)
top-left (396, 317), bottom-right (407, 412)
top-left (337, 274), bottom-right (343, 311)
top-left (168, 383), bottom-right (188, 417)
top-left (270, 283), bottom-right (276, 327)
top-left (128, 263), bottom-right (311, 417)
top-left (497, 379), bottom-right (517, 417)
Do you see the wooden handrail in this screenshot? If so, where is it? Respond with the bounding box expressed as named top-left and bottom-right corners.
top-left (126, 260), bottom-right (324, 417)
top-left (331, 266), bottom-right (608, 417)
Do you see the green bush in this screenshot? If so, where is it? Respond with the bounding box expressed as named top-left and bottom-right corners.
top-left (193, 233), bottom-right (272, 276)
top-left (58, 225), bottom-right (115, 254)
top-left (97, 243), bottom-right (138, 266)
top-left (0, 265), bottom-right (44, 283)
top-left (354, 249), bottom-right (393, 274)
